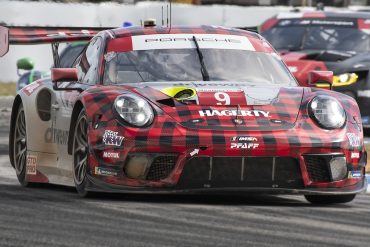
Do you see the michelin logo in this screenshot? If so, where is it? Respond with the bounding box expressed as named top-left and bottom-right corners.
top-left (199, 110), bottom-right (269, 117)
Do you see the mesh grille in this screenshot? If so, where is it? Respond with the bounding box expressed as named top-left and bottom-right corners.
top-left (304, 156), bottom-right (331, 182)
top-left (176, 156), bottom-right (303, 189)
top-left (146, 155), bottom-right (177, 181)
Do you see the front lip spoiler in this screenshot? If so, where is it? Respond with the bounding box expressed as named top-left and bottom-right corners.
top-left (85, 175), bottom-right (367, 196)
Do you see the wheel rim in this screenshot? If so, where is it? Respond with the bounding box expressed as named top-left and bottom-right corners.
top-left (73, 115), bottom-right (88, 185)
top-left (14, 108), bottom-right (27, 175)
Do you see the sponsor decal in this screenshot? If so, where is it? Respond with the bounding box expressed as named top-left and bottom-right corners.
top-left (95, 167), bottom-right (118, 176)
top-left (231, 143), bottom-right (259, 149)
top-left (348, 170), bottom-right (362, 178)
top-left (199, 109), bottom-right (269, 117)
top-left (26, 155), bottom-right (37, 175)
top-left (351, 152), bottom-right (360, 159)
top-left (196, 89), bottom-right (243, 92)
top-left (231, 136), bottom-right (258, 142)
top-left (44, 128), bottom-right (69, 145)
top-left (103, 130), bottom-right (124, 146)
top-left (231, 136), bottom-right (259, 149)
top-left (347, 133), bottom-right (361, 147)
top-left (174, 82), bottom-right (249, 87)
top-left (310, 19), bottom-right (355, 26)
top-left (102, 152), bottom-right (119, 159)
top-left (357, 90), bottom-right (370, 98)
top-left (45, 29), bottom-right (93, 37)
top-left (23, 81), bottom-right (41, 96)
top-left (132, 34), bottom-right (255, 51)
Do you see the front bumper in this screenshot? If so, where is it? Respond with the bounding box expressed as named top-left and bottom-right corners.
top-left (85, 173), bottom-right (367, 195)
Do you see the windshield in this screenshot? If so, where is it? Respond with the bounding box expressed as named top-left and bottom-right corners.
top-left (262, 21), bottom-right (370, 52)
top-left (103, 49), bottom-right (296, 85)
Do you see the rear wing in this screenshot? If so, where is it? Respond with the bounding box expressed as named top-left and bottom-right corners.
top-left (0, 25), bottom-right (114, 66)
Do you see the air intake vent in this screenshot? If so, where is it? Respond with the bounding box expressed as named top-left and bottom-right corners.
top-left (304, 156), bottom-right (331, 182)
top-left (146, 155), bottom-right (177, 181)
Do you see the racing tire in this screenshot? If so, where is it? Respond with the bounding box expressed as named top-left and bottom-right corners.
top-left (72, 109), bottom-right (92, 197)
top-left (13, 103), bottom-right (29, 187)
top-left (304, 194), bottom-right (356, 204)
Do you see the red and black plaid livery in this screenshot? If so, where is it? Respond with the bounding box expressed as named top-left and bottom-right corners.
top-left (75, 82), bottom-right (366, 192)
top-left (13, 24), bottom-right (366, 194)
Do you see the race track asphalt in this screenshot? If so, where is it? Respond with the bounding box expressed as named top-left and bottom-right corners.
top-left (0, 97), bottom-right (370, 247)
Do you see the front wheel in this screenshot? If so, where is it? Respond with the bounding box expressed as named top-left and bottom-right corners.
top-left (72, 109), bottom-right (91, 197)
top-left (304, 194), bottom-right (356, 204)
top-left (13, 103), bottom-right (29, 187)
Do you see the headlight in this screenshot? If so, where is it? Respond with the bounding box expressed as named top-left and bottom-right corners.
top-left (114, 94), bottom-right (154, 127)
top-left (309, 95), bottom-right (346, 129)
top-left (332, 73), bottom-right (358, 86)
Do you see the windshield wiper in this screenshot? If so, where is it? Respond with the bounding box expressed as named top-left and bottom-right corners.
top-left (192, 36), bottom-right (210, 81)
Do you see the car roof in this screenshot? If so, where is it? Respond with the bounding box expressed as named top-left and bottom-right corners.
top-left (109, 25), bottom-right (261, 40)
top-left (276, 10), bottom-right (370, 19)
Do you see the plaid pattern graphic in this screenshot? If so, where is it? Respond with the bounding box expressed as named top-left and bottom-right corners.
top-left (15, 25), bottom-right (365, 192)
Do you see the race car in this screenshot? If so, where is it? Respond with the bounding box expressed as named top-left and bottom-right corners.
top-left (16, 42), bottom-right (87, 91)
top-left (260, 10), bottom-right (370, 130)
top-left (0, 24), bottom-right (367, 204)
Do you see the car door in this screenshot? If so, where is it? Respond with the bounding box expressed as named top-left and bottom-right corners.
top-left (54, 37), bottom-right (104, 180)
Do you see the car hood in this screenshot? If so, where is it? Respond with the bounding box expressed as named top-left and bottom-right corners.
top-left (128, 81), bottom-right (304, 131)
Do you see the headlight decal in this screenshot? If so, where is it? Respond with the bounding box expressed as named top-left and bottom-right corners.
top-left (309, 95), bottom-right (346, 129)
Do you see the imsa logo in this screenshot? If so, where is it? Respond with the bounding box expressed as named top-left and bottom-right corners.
top-left (199, 110), bottom-right (269, 117)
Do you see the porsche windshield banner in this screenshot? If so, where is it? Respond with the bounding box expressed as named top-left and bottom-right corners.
top-left (131, 34), bottom-right (256, 51)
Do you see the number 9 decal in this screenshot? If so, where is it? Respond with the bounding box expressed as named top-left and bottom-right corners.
top-left (214, 92), bottom-right (231, 105)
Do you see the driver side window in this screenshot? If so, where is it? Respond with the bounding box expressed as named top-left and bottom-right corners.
top-left (76, 37), bottom-right (102, 85)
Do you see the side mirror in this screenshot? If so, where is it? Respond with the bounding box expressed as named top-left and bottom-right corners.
top-left (17, 57), bottom-right (34, 71)
top-left (308, 71), bottom-right (333, 90)
top-left (51, 68), bottom-right (78, 82)
top-left (51, 68), bottom-right (82, 92)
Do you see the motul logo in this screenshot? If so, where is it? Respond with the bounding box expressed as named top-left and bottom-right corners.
top-left (198, 110), bottom-right (270, 117)
top-left (103, 152), bottom-right (119, 159)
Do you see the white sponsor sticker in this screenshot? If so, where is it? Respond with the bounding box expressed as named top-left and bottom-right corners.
top-left (26, 155), bottom-right (37, 175)
top-left (198, 109), bottom-right (269, 117)
top-left (231, 143), bottom-right (259, 149)
top-left (102, 130), bottom-right (124, 146)
top-left (357, 90), bottom-right (370, 98)
top-left (231, 136), bottom-right (257, 142)
top-left (132, 34), bottom-right (255, 51)
top-left (351, 152), bottom-right (360, 159)
top-left (347, 133), bottom-right (361, 147)
top-left (102, 152), bottom-right (119, 159)
top-left (348, 171), bottom-right (362, 178)
top-left (95, 167), bottom-right (118, 176)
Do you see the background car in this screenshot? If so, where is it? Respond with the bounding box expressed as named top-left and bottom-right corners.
top-left (0, 24), bottom-right (367, 204)
top-left (261, 10), bottom-right (370, 131)
top-left (15, 42), bottom-right (86, 91)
